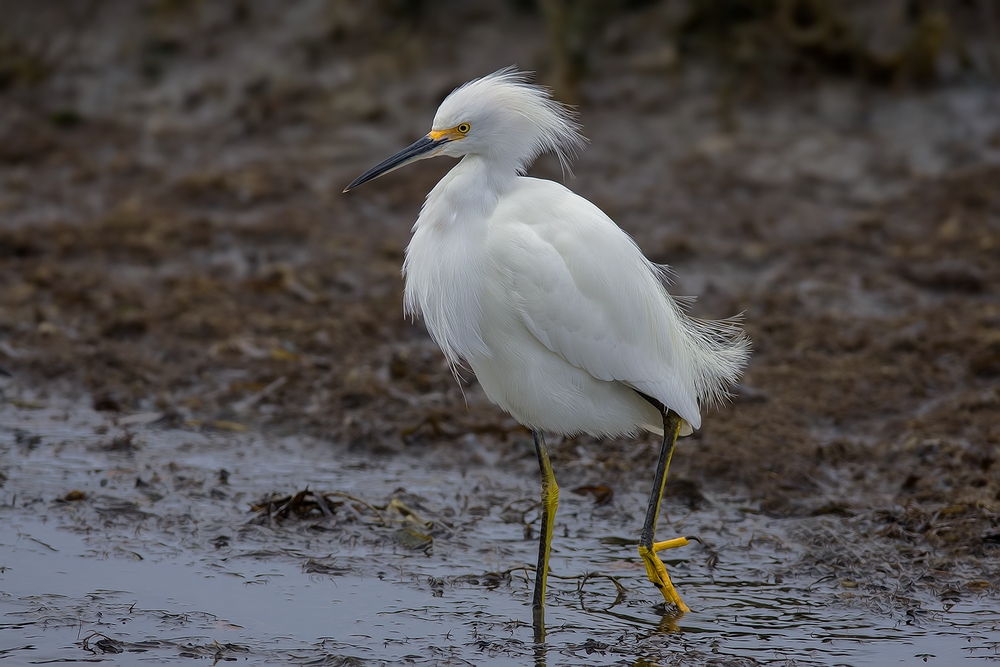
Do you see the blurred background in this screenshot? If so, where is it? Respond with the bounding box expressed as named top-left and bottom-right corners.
top-left (1, 0), bottom-right (999, 531)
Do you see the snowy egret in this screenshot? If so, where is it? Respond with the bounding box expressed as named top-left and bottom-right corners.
top-left (345, 68), bottom-right (749, 626)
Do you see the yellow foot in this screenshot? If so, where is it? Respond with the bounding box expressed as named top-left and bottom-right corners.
top-left (638, 542), bottom-right (691, 613)
top-left (653, 536), bottom-right (689, 552)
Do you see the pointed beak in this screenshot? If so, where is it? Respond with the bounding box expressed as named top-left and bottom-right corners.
top-left (343, 134), bottom-right (449, 192)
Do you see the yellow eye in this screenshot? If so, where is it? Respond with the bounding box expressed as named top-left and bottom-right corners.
top-left (457, 123), bottom-right (470, 134)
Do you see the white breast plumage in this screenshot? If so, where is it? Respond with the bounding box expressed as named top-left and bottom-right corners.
top-left (401, 169), bottom-right (493, 367)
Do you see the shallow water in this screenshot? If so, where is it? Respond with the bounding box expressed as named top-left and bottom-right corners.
top-left (2, 398), bottom-right (999, 665)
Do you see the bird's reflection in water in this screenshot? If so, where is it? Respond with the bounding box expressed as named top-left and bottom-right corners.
top-left (654, 606), bottom-right (685, 634)
top-left (533, 607), bottom-right (546, 643)
top-left (531, 603), bottom-right (685, 666)
top-left (533, 637), bottom-right (547, 667)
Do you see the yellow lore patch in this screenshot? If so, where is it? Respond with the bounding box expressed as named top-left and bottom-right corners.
top-left (429, 124), bottom-right (470, 141)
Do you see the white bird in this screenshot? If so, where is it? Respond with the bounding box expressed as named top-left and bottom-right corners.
top-left (344, 68), bottom-right (749, 631)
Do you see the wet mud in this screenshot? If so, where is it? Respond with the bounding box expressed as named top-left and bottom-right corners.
top-left (2, 1), bottom-right (1000, 665)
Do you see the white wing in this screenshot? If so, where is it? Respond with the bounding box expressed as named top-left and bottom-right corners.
top-left (485, 179), bottom-right (747, 430)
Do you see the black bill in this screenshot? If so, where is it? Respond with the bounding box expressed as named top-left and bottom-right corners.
top-left (343, 134), bottom-right (447, 192)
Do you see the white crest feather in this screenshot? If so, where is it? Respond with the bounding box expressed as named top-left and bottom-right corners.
top-left (433, 67), bottom-right (586, 176)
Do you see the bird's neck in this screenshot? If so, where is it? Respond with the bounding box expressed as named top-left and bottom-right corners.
top-left (422, 154), bottom-right (516, 227)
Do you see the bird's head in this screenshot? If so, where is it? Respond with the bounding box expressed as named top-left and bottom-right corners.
top-left (344, 67), bottom-right (585, 192)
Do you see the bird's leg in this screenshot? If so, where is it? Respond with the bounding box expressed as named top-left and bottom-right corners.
top-left (637, 408), bottom-right (691, 613)
top-left (531, 429), bottom-right (559, 640)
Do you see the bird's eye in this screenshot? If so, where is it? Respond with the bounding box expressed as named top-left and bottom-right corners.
top-left (457, 123), bottom-right (470, 134)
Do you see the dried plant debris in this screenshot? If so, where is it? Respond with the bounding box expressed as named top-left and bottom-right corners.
top-left (98, 431), bottom-right (141, 453)
top-left (248, 489), bottom-right (447, 551)
top-left (302, 558), bottom-right (352, 576)
top-left (250, 489), bottom-right (345, 523)
top-left (81, 631), bottom-right (250, 660)
top-left (571, 484), bottom-right (615, 506)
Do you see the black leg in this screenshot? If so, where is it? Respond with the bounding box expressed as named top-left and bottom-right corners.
top-left (637, 406), bottom-right (691, 611)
